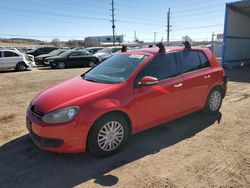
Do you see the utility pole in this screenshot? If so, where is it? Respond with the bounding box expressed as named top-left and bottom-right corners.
top-left (134, 31), bottom-right (137, 42)
top-left (167, 8), bottom-right (171, 43)
top-left (111, 0), bottom-right (116, 46)
top-left (154, 32), bottom-right (157, 44)
top-left (211, 32), bottom-right (216, 53)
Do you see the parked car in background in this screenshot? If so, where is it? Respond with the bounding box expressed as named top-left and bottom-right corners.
top-left (93, 46), bottom-right (122, 62)
top-left (26, 47), bottom-right (58, 57)
top-left (0, 49), bottom-right (32, 71)
top-left (35, 49), bottom-right (66, 66)
top-left (45, 50), bottom-right (99, 69)
top-left (84, 47), bottom-right (104, 54)
top-left (26, 44), bottom-right (228, 156)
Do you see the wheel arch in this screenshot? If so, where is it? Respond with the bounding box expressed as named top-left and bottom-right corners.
top-left (203, 84), bottom-right (224, 109)
top-left (86, 110), bottom-right (133, 151)
top-left (16, 61), bottom-right (28, 67)
top-left (210, 84), bottom-right (225, 98)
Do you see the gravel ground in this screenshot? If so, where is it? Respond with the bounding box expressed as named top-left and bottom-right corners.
top-left (0, 66), bottom-right (249, 188)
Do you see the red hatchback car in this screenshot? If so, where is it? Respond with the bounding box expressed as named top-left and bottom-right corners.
top-left (26, 44), bottom-right (228, 157)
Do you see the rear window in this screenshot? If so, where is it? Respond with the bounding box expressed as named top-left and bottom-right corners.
top-left (4, 51), bottom-right (19, 57)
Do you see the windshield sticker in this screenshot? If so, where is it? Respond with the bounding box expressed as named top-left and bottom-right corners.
top-left (129, 54), bottom-right (145, 59)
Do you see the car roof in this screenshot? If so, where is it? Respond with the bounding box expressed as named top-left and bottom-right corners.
top-left (85, 47), bottom-right (104, 49)
top-left (128, 46), bottom-right (210, 56)
top-left (67, 49), bottom-right (90, 53)
top-left (0, 49), bottom-right (22, 54)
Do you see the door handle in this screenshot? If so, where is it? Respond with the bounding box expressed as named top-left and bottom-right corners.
top-left (174, 83), bottom-right (183, 88)
top-left (204, 75), bottom-right (211, 79)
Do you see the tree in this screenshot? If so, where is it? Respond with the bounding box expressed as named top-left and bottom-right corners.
top-left (51, 38), bottom-right (60, 47)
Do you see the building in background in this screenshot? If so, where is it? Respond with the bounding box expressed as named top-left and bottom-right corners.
top-left (222, 0), bottom-right (250, 67)
top-left (85, 35), bottom-right (124, 47)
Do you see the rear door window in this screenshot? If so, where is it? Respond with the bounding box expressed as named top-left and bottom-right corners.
top-left (137, 53), bottom-right (179, 81)
top-left (177, 51), bottom-right (201, 73)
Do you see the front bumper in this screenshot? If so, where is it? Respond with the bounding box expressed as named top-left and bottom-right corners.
top-left (26, 109), bottom-right (87, 153)
top-left (34, 58), bottom-right (48, 66)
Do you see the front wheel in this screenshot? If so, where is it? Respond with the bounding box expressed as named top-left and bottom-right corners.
top-left (203, 87), bottom-right (223, 114)
top-left (15, 62), bottom-right (27, 71)
top-left (56, 62), bottom-right (66, 69)
top-left (87, 114), bottom-right (129, 157)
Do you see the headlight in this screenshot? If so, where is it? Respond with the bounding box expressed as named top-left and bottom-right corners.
top-left (42, 106), bottom-right (79, 124)
top-left (98, 56), bottom-right (103, 61)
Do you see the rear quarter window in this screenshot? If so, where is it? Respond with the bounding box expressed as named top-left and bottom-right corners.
top-left (198, 51), bottom-right (210, 68)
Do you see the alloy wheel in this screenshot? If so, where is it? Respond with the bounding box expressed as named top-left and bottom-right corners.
top-left (209, 91), bottom-right (221, 111)
top-left (97, 121), bottom-right (124, 151)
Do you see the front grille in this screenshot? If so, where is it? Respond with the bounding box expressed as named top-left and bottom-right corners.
top-left (30, 131), bottom-right (64, 148)
top-left (31, 105), bottom-right (44, 119)
top-left (25, 55), bottom-right (34, 62)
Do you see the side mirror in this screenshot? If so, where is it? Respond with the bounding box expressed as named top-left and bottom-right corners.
top-left (138, 76), bottom-right (159, 87)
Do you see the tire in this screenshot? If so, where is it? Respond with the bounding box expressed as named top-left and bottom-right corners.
top-left (56, 62), bottom-right (66, 69)
top-left (87, 114), bottom-right (129, 157)
top-left (203, 87), bottom-right (223, 114)
top-left (15, 62), bottom-right (27, 71)
top-left (88, 60), bottom-right (96, 67)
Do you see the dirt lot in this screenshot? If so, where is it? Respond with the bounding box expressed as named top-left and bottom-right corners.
top-left (0, 66), bottom-right (249, 188)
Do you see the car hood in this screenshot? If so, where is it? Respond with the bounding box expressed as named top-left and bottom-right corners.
top-left (36, 54), bottom-right (51, 59)
top-left (94, 52), bottom-right (107, 57)
top-left (32, 76), bottom-right (119, 113)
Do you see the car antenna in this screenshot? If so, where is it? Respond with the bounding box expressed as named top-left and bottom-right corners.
top-left (183, 41), bottom-right (191, 50)
top-left (156, 42), bottom-right (165, 53)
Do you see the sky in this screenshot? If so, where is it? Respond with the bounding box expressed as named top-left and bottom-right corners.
top-left (0, 0), bottom-right (233, 42)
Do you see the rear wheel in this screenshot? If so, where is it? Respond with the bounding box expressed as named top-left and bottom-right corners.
top-left (15, 62), bottom-right (27, 71)
top-left (57, 62), bottom-right (66, 69)
top-left (203, 87), bottom-right (223, 114)
top-left (87, 114), bottom-right (129, 157)
top-left (88, 60), bottom-right (96, 67)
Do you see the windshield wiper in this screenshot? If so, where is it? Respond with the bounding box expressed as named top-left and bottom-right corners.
top-left (84, 78), bottom-right (97, 82)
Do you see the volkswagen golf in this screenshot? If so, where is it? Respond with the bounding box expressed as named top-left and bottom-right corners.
top-left (26, 43), bottom-right (228, 157)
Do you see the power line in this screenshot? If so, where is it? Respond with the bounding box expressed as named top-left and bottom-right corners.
top-left (170, 0), bottom-right (218, 9)
top-left (174, 24), bottom-right (223, 31)
top-left (1, 6), bottom-right (110, 22)
top-left (0, 34), bottom-right (85, 38)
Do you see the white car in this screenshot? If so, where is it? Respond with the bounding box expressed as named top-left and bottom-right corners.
top-left (0, 49), bottom-right (33, 71)
top-left (93, 46), bottom-right (122, 62)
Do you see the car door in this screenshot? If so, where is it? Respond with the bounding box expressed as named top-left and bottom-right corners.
top-left (66, 51), bottom-right (80, 67)
top-left (134, 53), bottom-right (184, 131)
top-left (177, 50), bottom-right (212, 113)
top-left (3, 51), bottom-right (20, 68)
top-left (76, 51), bottom-right (92, 67)
top-left (0, 51), bottom-right (5, 69)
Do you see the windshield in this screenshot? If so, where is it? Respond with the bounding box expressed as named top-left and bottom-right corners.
top-left (48, 49), bottom-right (65, 56)
top-left (59, 50), bottom-right (72, 57)
top-left (27, 48), bottom-right (37, 53)
top-left (83, 54), bottom-right (149, 84)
